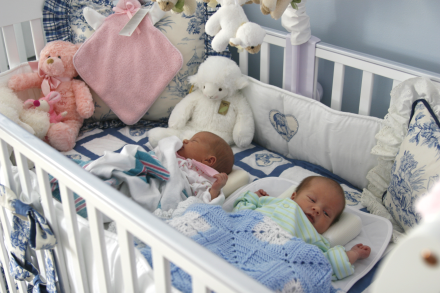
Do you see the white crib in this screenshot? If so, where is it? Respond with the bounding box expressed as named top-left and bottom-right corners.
top-left (1, 0), bottom-right (440, 292)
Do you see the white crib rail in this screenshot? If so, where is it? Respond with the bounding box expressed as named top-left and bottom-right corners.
top-left (315, 43), bottom-right (440, 115)
top-left (239, 28), bottom-right (440, 117)
top-left (0, 0), bottom-right (46, 73)
top-left (0, 115), bottom-right (273, 293)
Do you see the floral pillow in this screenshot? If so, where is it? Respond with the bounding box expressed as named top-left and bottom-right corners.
top-left (43, 0), bottom-right (230, 123)
top-left (383, 100), bottom-right (440, 232)
top-left (361, 77), bottom-right (440, 242)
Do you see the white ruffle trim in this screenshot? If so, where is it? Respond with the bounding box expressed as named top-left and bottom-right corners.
top-left (361, 77), bottom-right (440, 243)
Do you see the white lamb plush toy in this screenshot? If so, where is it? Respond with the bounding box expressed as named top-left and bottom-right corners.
top-left (148, 56), bottom-right (255, 148)
top-left (205, 0), bottom-right (266, 54)
top-left (0, 85), bottom-right (50, 140)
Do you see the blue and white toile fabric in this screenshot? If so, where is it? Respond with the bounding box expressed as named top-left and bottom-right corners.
top-left (383, 99), bottom-right (440, 232)
top-left (139, 198), bottom-right (340, 293)
top-left (362, 77), bottom-right (440, 242)
top-left (0, 184), bottom-right (57, 293)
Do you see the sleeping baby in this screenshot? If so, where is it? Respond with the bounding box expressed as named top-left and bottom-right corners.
top-left (175, 131), bottom-right (234, 204)
top-left (233, 176), bottom-right (371, 280)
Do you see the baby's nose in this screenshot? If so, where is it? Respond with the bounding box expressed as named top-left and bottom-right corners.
top-left (312, 207), bottom-right (320, 215)
top-left (182, 139), bottom-right (189, 144)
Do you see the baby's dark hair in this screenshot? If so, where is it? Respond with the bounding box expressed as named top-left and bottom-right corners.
top-left (201, 132), bottom-right (234, 174)
top-left (295, 176), bottom-right (345, 224)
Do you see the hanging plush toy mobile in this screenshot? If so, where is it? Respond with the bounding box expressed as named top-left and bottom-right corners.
top-left (205, 0), bottom-right (266, 54)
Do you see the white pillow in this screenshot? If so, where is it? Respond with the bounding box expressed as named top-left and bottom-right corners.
top-left (361, 77), bottom-right (440, 242)
top-left (383, 100), bottom-right (440, 232)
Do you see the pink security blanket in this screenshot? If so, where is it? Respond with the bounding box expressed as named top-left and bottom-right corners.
top-left (74, 0), bottom-right (183, 125)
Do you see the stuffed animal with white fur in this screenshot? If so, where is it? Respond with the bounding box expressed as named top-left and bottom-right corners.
top-left (0, 85), bottom-right (50, 140)
top-left (205, 0), bottom-right (266, 54)
top-left (261, 0), bottom-right (301, 20)
top-left (152, 0), bottom-right (197, 15)
top-left (148, 56), bottom-right (255, 148)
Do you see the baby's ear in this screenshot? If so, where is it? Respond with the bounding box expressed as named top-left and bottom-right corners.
top-left (204, 156), bottom-right (216, 167)
top-left (290, 192), bottom-right (297, 200)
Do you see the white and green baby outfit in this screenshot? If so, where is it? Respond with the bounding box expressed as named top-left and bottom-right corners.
top-left (233, 191), bottom-right (354, 280)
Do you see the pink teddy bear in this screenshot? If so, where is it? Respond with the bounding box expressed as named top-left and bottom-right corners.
top-left (24, 91), bottom-right (67, 124)
top-left (8, 41), bottom-right (94, 152)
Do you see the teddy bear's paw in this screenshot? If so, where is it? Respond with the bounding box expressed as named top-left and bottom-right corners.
top-left (47, 123), bottom-right (77, 152)
top-left (7, 76), bottom-right (22, 92)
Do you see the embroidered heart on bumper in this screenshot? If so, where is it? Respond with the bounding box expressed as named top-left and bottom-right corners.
top-left (269, 110), bottom-right (299, 142)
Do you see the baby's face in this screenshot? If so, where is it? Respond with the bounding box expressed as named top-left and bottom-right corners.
top-left (177, 133), bottom-right (214, 163)
top-left (290, 179), bottom-right (344, 234)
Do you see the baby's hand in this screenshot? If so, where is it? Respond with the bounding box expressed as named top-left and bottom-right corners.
top-left (351, 244), bottom-right (371, 260)
top-left (210, 173), bottom-right (228, 200)
top-left (255, 189), bottom-right (270, 197)
top-left (346, 243), bottom-right (371, 264)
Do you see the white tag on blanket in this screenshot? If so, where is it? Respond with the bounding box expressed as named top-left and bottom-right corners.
top-left (119, 8), bottom-right (150, 37)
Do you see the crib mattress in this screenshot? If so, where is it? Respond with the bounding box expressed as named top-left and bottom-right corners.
top-left (61, 120), bottom-right (387, 292)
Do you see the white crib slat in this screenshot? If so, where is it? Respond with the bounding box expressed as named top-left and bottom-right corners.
top-left (29, 19), bottom-right (45, 59)
top-left (313, 56), bottom-right (319, 100)
top-left (331, 62), bottom-right (345, 111)
top-left (392, 79), bottom-right (400, 89)
top-left (0, 30), bottom-right (8, 72)
top-left (59, 183), bottom-right (89, 293)
top-left (87, 203), bottom-right (112, 293)
top-left (152, 251), bottom-right (171, 293)
top-left (35, 166), bottom-right (70, 292)
top-left (13, 23), bottom-right (27, 64)
top-left (239, 50), bottom-right (248, 75)
top-left (14, 152), bottom-right (32, 198)
top-left (2, 25), bottom-right (20, 70)
top-left (117, 225), bottom-right (139, 293)
top-left (193, 278), bottom-right (209, 293)
top-left (0, 140), bottom-right (15, 194)
top-left (35, 250), bottom-right (47, 281)
top-left (0, 239), bottom-right (7, 293)
top-left (358, 71), bottom-right (374, 116)
top-left (0, 215), bottom-right (18, 293)
top-left (260, 42), bottom-right (270, 84)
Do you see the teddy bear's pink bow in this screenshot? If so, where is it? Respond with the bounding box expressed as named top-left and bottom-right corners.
top-left (28, 61), bottom-right (72, 96)
top-left (113, 0), bottom-right (141, 35)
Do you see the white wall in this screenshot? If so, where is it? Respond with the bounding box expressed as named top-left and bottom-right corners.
top-left (231, 0), bottom-right (440, 119)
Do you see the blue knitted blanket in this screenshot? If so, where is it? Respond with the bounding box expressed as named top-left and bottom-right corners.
top-left (138, 203), bottom-right (338, 293)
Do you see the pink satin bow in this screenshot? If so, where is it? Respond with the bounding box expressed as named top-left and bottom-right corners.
top-left (113, 0), bottom-right (141, 35)
top-left (28, 61), bottom-right (72, 96)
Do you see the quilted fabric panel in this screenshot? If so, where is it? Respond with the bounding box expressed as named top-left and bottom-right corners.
top-left (43, 0), bottom-right (231, 123)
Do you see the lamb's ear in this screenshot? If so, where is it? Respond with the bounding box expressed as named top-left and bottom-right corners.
top-left (188, 74), bottom-right (197, 85)
top-left (235, 75), bottom-right (249, 90)
top-left (83, 7), bottom-right (106, 31)
top-left (229, 38), bottom-right (242, 47)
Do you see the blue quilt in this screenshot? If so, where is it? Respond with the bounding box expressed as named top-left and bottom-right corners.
top-left (139, 203), bottom-right (339, 293)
